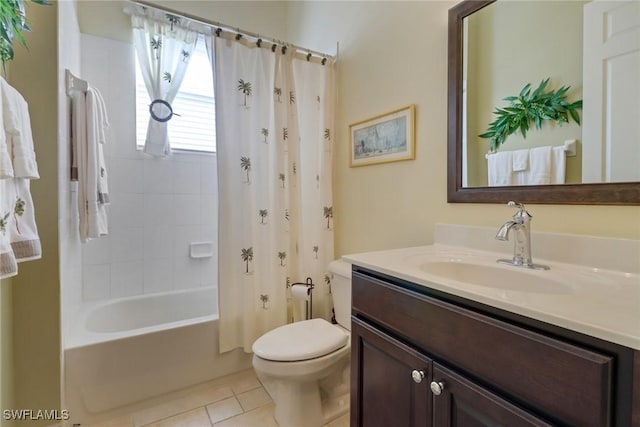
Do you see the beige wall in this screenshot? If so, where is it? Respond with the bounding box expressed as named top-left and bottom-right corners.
top-left (1, 279), bottom-right (14, 427)
top-left (77, 0), bottom-right (289, 43)
top-left (7, 1), bottom-right (61, 423)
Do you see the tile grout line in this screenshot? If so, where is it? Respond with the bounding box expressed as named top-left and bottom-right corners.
top-left (92, 370), bottom-right (272, 427)
top-left (138, 388), bottom-right (236, 427)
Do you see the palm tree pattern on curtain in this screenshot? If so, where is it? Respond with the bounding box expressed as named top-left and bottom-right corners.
top-left (237, 79), bottom-right (252, 107)
top-left (213, 34), bottom-right (335, 353)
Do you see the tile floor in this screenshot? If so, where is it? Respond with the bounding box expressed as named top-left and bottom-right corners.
top-left (85, 369), bottom-right (349, 427)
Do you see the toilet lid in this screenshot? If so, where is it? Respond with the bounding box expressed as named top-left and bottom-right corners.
top-left (252, 318), bottom-right (349, 362)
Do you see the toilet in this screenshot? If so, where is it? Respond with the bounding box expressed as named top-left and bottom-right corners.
top-left (252, 259), bottom-right (352, 427)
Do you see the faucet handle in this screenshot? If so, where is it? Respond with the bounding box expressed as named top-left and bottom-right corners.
top-left (507, 200), bottom-right (525, 210)
top-left (506, 201), bottom-right (531, 221)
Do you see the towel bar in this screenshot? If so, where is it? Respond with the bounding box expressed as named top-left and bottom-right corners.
top-left (485, 140), bottom-right (577, 159)
top-left (65, 69), bottom-right (88, 95)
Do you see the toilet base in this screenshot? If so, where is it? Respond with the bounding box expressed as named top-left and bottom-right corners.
top-left (321, 391), bottom-right (350, 425)
top-left (257, 361), bottom-right (350, 427)
top-left (274, 379), bottom-right (323, 427)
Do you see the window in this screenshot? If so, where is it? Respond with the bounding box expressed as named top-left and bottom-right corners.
top-left (136, 34), bottom-right (216, 153)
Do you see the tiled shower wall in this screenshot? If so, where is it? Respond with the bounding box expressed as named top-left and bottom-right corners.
top-left (79, 34), bottom-right (218, 302)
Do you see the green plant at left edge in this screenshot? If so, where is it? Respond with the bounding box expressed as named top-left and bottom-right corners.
top-left (0, 0), bottom-right (50, 74)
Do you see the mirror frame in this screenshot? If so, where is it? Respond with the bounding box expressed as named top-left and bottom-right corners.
top-left (447, 0), bottom-right (640, 205)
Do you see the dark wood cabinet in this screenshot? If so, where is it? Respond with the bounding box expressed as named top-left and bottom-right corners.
top-left (351, 267), bottom-right (638, 427)
top-left (432, 364), bottom-right (553, 427)
top-left (351, 317), bottom-right (432, 427)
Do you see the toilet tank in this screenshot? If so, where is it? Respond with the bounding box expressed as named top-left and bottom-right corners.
top-left (328, 260), bottom-right (352, 331)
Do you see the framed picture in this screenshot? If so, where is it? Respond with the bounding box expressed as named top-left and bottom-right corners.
top-left (349, 105), bottom-right (415, 167)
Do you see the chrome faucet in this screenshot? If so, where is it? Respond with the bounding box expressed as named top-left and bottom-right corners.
top-left (496, 201), bottom-right (549, 270)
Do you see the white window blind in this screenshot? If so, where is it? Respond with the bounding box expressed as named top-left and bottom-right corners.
top-left (136, 34), bottom-right (216, 153)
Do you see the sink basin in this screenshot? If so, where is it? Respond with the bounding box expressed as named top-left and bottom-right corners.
top-left (419, 261), bottom-right (574, 294)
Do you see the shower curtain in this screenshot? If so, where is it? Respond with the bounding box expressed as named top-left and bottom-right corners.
top-left (132, 11), bottom-right (197, 157)
top-left (210, 35), bottom-right (335, 353)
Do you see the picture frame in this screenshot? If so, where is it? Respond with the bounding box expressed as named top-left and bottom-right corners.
top-left (349, 104), bottom-right (416, 167)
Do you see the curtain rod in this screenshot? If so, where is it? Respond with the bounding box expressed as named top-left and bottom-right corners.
top-left (128, 0), bottom-right (336, 62)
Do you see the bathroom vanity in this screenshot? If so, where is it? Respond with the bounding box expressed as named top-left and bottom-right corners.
top-left (345, 225), bottom-right (640, 427)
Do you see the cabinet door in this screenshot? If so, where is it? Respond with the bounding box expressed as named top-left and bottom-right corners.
top-left (432, 363), bottom-right (553, 427)
top-left (351, 317), bottom-right (432, 427)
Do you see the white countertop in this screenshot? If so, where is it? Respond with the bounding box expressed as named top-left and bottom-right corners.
top-left (343, 243), bottom-right (640, 350)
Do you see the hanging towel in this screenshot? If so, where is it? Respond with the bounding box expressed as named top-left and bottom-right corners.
top-left (93, 88), bottom-right (110, 205)
top-left (0, 90), bottom-right (12, 179)
top-left (487, 151), bottom-right (514, 186)
top-left (70, 89), bottom-right (89, 239)
top-left (0, 78), bottom-right (41, 262)
top-left (0, 136), bottom-right (12, 178)
top-left (516, 146), bottom-right (552, 185)
top-left (0, 78), bottom-right (39, 179)
top-left (0, 179), bottom-right (18, 278)
top-left (86, 86), bottom-right (109, 237)
top-left (9, 178), bottom-right (41, 262)
top-left (72, 86), bottom-right (110, 241)
top-left (0, 90), bottom-right (16, 271)
top-left (512, 149), bottom-right (529, 172)
top-left (550, 146), bottom-right (566, 184)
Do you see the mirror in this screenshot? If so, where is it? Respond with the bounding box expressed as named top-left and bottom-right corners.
top-left (447, 0), bottom-right (640, 204)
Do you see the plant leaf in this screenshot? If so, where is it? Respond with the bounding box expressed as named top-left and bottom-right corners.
top-left (569, 108), bottom-right (581, 125)
top-left (479, 78), bottom-right (583, 151)
top-left (519, 83), bottom-right (531, 98)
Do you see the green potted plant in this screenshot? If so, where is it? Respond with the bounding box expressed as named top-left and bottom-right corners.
top-left (0, 0), bottom-right (49, 73)
top-left (479, 78), bottom-right (583, 152)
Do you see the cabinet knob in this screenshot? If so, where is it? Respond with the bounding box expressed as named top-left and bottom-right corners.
top-left (411, 370), bottom-right (425, 383)
top-left (430, 381), bottom-right (445, 395)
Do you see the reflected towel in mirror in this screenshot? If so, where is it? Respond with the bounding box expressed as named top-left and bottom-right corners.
top-left (487, 151), bottom-right (515, 186)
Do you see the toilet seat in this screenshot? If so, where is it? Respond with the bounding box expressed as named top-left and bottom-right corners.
top-left (253, 318), bottom-right (348, 362)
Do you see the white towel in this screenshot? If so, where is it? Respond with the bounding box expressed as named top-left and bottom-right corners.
top-left (550, 146), bottom-right (566, 184)
top-left (70, 89), bottom-right (89, 240)
top-left (0, 78), bottom-right (41, 262)
top-left (0, 90), bottom-right (12, 179)
top-left (73, 86), bottom-right (109, 241)
top-left (517, 146), bottom-right (552, 185)
top-left (0, 179), bottom-right (18, 278)
top-left (93, 88), bottom-right (110, 206)
top-left (9, 178), bottom-right (41, 262)
top-left (0, 77), bottom-right (39, 179)
top-left (512, 149), bottom-right (529, 172)
top-left (86, 87), bottom-right (109, 237)
top-left (0, 139), bottom-right (12, 178)
top-left (487, 151), bottom-right (515, 186)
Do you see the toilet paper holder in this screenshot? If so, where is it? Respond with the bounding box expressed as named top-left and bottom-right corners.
top-left (291, 277), bottom-right (314, 320)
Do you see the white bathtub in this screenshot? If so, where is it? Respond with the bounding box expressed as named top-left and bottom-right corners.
top-left (64, 287), bottom-right (252, 425)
